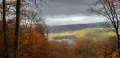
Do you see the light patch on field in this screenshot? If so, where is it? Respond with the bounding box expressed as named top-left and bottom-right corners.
top-left (48, 28), bottom-right (117, 39)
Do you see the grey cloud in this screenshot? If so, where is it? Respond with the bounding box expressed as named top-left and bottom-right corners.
top-left (46, 0), bottom-right (97, 17)
top-left (46, 17), bottom-right (105, 26)
top-left (52, 0), bottom-right (95, 5)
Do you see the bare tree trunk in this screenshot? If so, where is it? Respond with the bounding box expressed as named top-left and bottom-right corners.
top-left (14, 0), bottom-right (21, 58)
top-left (116, 33), bottom-right (120, 49)
top-left (116, 29), bottom-right (120, 57)
top-left (2, 0), bottom-right (8, 58)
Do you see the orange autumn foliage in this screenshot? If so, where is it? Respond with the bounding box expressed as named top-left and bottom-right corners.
top-left (0, 20), bottom-right (58, 58)
top-left (0, 20), bottom-right (120, 58)
top-left (19, 29), bottom-right (56, 58)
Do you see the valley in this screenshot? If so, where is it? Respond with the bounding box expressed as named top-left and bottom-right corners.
top-left (49, 28), bottom-right (116, 40)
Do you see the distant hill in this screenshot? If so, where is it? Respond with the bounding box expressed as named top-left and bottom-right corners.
top-left (48, 22), bottom-right (106, 33)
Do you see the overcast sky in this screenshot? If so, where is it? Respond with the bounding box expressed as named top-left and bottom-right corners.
top-left (1, 0), bottom-right (105, 26)
top-left (46, 0), bottom-right (96, 16)
top-left (44, 0), bottom-right (107, 26)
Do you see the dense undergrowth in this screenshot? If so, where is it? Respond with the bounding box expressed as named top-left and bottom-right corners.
top-left (0, 35), bottom-right (119, 58)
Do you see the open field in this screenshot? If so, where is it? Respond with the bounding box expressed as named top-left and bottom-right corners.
top-left (49, 28), bottom-right (116, 40)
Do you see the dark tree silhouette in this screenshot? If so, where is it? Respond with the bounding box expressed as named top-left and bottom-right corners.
top-left (2, 0), bottom-right (8, 58)
top-left (14, 0), bottom-right (21, 58)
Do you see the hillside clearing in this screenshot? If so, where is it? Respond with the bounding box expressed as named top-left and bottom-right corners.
top-left (48, 28), bottom-right (116, 40)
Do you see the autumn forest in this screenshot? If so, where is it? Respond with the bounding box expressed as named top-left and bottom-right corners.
top-left (0, 0), bottom-right (120, 58)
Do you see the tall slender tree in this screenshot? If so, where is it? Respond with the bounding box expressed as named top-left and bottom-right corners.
top-left (2, 0), bottom-right (8, 58)
top-left (14, 0), bottom-right (21, 58)
top-left (90, 0), bottom-right (120, 56)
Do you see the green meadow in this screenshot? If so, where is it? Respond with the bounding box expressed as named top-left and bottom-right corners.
top-left (49, 28), bottom-right (116, 40)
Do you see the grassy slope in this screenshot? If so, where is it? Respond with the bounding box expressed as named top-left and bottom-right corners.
top-left (48, 28), bottom-right (116, 39)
